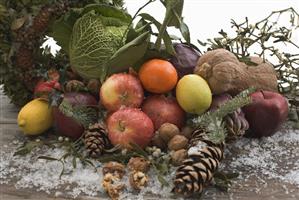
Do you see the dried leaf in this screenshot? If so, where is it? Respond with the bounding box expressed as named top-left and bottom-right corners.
top-left (11, 16), bottom-right (27, 30)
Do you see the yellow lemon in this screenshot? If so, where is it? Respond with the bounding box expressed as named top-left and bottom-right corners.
top-left (17, 98), bottom-right (53, 135)
top-left (176, 74), bottom-right (212, 114)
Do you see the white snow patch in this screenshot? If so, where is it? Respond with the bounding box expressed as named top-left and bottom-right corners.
top-left (0, 124), bottom-right (298, 198)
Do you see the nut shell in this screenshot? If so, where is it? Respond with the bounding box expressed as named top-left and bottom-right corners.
top-left (102, 161), bottom-right (125, 178)
top-left (151, 133), bottom-right (167, 149)
top-left (158, 123), bottom-right (180, 143)
top-left (129, 171), bottom-right (148, 190)
top-left (168, 135), bottom-right (188, 151)
top-left (171, 149), bottom-right (188, 166)
top-left (127, 157), bottom-right (150, 173)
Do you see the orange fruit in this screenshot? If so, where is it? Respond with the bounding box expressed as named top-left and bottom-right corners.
top-left (139, 59), bottom-right (178, 93)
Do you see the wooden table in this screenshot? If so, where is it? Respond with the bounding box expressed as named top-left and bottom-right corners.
top-left (1, 89), bottom-right (298, 200)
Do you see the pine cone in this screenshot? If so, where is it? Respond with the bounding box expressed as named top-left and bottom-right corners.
top-left (173, 128), bottom-right (224, 196)
top-left (84, 123), bottom-right (111, 158)
top-left (209, 94), bottom-right (249, 141)
top-left (224, 108), bottom-right (249, 141)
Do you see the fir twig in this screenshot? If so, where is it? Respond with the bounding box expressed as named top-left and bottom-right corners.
top-left (58, 100), bottom-right (98, 128)
top-left (192, 88), bottom-right (254, 144)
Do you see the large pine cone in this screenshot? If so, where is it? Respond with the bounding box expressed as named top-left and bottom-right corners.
top-left (84, 123), bottom-right (111, 158)
top-left (173, 128), bottom-right (224, 196)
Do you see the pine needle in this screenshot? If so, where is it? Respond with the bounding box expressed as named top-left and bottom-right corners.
top-left (59, 100), bottom-right (98, 128)
top-left (192, 88), bottom-right (255, 144)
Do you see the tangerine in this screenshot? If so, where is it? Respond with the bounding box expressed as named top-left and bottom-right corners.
top-left (139, 59), bottom-right (178, 93)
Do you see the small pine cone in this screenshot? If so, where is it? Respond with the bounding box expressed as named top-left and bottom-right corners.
top-left (224, 109), bottom-right (249, 141)
top-left (84, 123), bottom-right (111, 158)
top-left (173, 128), bottom-right (224, 196)
top-left (16, 45), bottom-right (34, 69)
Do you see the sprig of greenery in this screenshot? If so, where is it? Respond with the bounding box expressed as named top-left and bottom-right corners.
top-left (214, 171), bottom-right (239, 192)
top-left (58, 99), bottom-right (98, 128)
top-left (192, 88), bottom-right (254, 144)
top-left (37, 136), bottom-right (96, 179)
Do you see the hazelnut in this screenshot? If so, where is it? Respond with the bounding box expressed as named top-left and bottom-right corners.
top-left (168, 135), bottom-right (188, 151)
top-left (180, 126), bottom-right (194, 139)
top-left (151, 133), bottom-right (167, 150)
top-left (127, 157), bottom-right (150, 173)
top-left (102, 161), bottom-right (126, 178)
top-left (158, 123), bottom-right (180, 143)
top-left (171, 149), bottom-right (188, 166)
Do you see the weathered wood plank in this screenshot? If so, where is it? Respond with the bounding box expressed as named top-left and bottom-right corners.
top-left (0, 88), bottom-right (298, 200)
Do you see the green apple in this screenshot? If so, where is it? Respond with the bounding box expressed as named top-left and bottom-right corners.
top-left (176, 74), bottom-right (212, 114)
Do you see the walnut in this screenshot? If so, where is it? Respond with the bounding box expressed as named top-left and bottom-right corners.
top-left (194, 49), bottom-right (277, 95)
top-left (171, 149), bottom-right (187, 166)
top-left (168, 135), bottom-right (188, 151)
top-left (129, 171), bottom-right (149, 190)
top-left (102, 161), bottom-right (125, 178)
top-left (158, 123), bottom-right (180, 143)
top-left (180, 126), bottom-right (194, 139)
top-left (102, 173), bottom-right (125, 200)
top-left (127, 157), bottom-right (150, 173)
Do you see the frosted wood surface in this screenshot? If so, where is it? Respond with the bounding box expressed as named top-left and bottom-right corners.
top-left (0, 90), bottom-right (298, 200)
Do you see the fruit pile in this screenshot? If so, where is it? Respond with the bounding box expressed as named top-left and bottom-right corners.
top-left (6, 1), bottom-right (297, 199)
top-left (17, 50), bottom-right (289, 198)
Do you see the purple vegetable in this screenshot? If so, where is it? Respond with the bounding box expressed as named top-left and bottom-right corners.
top-left (170, 43), bottom-right (201, 77)
top-left (209, 93), bottom-right (232, 112)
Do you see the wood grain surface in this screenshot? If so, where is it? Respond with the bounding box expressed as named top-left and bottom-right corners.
top-left (0, 89), bottom-right (298, 200)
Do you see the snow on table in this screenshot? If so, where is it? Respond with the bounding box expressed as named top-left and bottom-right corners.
top-left (0, 90), bottom-right (298, 199)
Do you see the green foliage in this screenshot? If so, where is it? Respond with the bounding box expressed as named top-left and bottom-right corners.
top-left (214, 171), bottom-right (239, 192)
top-left (154, 0), bottom-right (190, 50)
top-left (49, 9), bottom-right (81, 54)
top-left (192, 88), bottom-right (254, 144)
top-left (50, 3), bottom-right (131, 54)
top-left (107, 31), bottom-right (150, 75)
top-left (69, 11), bottom-right (126, 80)
top-left (58, 99), bottom-right (98, 128)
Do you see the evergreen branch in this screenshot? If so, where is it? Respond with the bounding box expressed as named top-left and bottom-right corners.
top-left (192, 88), bottom-right (254, 143)
top-left (58, 100), bottom-right (97, 128)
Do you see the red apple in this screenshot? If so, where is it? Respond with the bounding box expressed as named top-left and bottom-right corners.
top-left (100, 73), bottom-right (144, 112)
top-left (243, 90), bottom-right (288, 138)
top-left (142, 95), bottom-right (186, 130)
top-left (53, 92), bottom-right (98, 139)
top-left (107, 108), bottom-right (154, 149)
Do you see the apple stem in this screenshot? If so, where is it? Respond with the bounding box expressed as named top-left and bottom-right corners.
top-left (118, 120), bottom-right (126, 132)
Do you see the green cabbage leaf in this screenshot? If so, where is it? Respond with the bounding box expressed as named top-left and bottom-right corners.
top-left (69, 11), bottom-right (126, 80)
